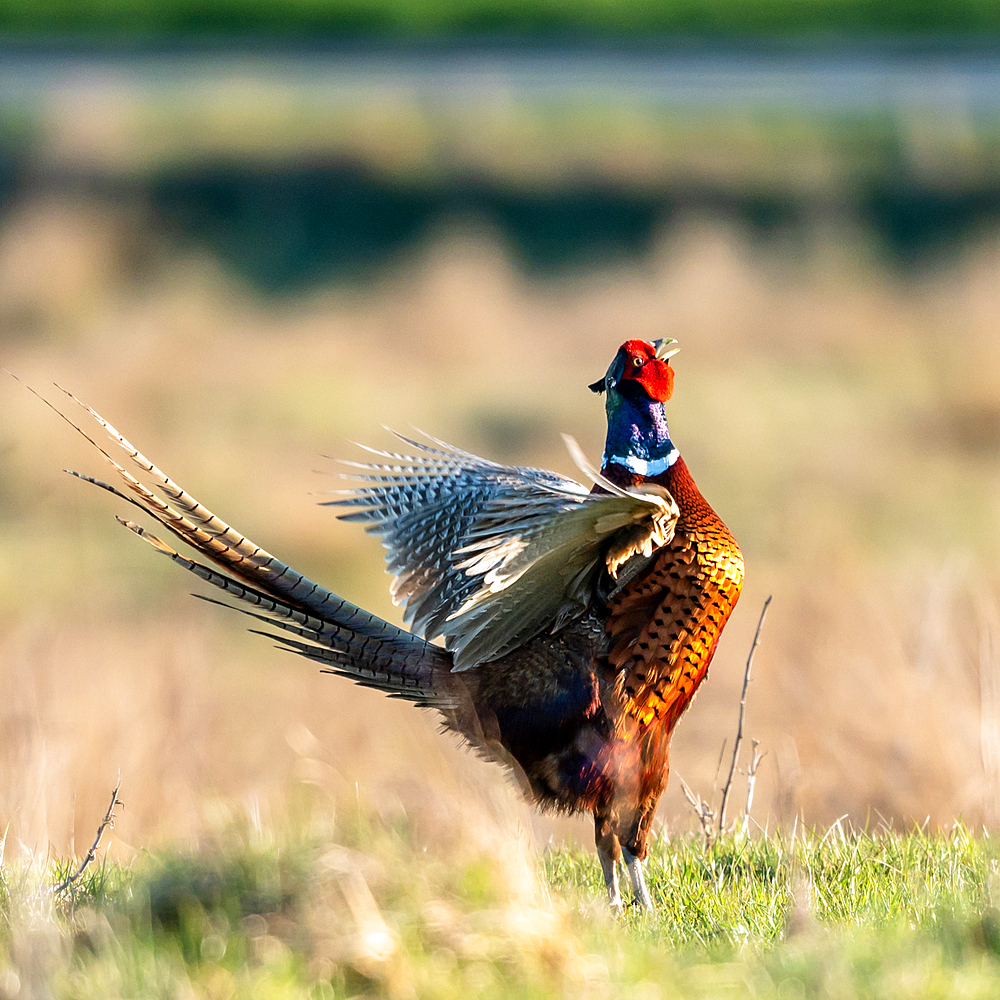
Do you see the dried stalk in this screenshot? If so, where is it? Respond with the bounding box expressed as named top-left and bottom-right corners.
top-left (741, 739), bottom-right (767, 836)
top-left (54, 774), bottom-right (123, 894)
top-left (719, 595), bottom-right (772, 835)
top-left (678, 774), bottom-right (716, 849)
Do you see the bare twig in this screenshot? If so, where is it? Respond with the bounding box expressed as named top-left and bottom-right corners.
top-left (741, 739), bottom-right (767, 836)
top-left (54, 773), bottom-right (123, 894)
top-left (711, 739), bottom-right (728, 800)
top-left (719, 596), bottom-right (772, 834)
top-left (678, 774), bottom-right (716, 850)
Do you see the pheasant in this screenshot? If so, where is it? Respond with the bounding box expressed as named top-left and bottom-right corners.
top-left (47, 337), bottom-right (743, 910)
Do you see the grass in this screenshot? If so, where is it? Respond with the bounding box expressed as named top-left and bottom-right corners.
top-left (549, 824), bottom-right (998, 939)
top-left (6, 817), bottom-right (1000, 998)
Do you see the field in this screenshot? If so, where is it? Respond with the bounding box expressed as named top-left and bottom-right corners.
top-left (6, 815), bottom-right (1000, 998)
top-left (3, 214), bottom-right (1000, 993)
top-left (2, 48), bottom-right (1000, 996)
top-left (3, 203), bottom-right (1000, 847)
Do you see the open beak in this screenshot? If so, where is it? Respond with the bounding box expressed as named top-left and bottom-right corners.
top-left (653, 337), bottom-right (680, 361)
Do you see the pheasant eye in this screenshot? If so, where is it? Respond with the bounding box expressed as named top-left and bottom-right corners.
top-left (632, 357), bottom-right (643, 367)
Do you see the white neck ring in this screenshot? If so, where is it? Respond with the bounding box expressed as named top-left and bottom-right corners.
top-left (602, 448), bottom-right (679, 476)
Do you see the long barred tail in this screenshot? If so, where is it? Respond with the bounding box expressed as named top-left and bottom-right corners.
top-left (31, 382), bottom-right (456, 709)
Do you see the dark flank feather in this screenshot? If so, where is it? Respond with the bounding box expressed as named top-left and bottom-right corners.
top-left (38, 338), bottom-right (741, 912)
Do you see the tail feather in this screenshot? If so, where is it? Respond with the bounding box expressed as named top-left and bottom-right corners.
top-left (120, 520), bottom-right (454, 706)
top-left (48, 385), bottom-right (399, 643)
top-left (34, 383), bottom-right (455, 708)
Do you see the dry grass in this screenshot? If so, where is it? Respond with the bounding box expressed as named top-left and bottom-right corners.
top-left (2, 194), bottom-right (1000, 861)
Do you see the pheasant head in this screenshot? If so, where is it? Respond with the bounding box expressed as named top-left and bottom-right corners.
top-left (590, 338), bottom-right (681, 478)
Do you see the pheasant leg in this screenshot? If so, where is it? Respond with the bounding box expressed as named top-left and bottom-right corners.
top-left (622, 846), bottom-right (653, 909)
top-left (597, 844), bottom-right (623, 912)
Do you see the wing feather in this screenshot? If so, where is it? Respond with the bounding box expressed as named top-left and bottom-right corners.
top-left (327, 431), bottom-right (679, 670)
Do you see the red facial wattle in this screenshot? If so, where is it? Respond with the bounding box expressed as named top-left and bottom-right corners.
top-left (619, 340), bottom-right (675, 403)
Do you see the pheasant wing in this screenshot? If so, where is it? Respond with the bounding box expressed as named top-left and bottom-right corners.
top-left (330, 432), bottom-right (679, 670)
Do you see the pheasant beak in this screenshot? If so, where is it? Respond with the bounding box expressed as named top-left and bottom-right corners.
top-left (653, 338), bottom-right (680, 361)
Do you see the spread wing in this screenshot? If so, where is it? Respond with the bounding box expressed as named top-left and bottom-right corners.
top-left (328, 432), bottom-right (679, 670)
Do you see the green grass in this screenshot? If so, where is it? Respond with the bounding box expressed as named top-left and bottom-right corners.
top-left (6, 820), bottom-right (1000, 998)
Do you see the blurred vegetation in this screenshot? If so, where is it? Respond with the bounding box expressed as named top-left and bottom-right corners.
top-left (1, 0), bottom-right (1000, 37)
top-left (146, 159), bottom-right (1000, 290)
top-left (2, 76), bottom-right (998, 290)
top-left (7, 819), bottom-right (1000, 998)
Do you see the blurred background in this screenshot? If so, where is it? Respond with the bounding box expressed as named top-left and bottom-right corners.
top-left (1, 2), bottom-right (999, 859)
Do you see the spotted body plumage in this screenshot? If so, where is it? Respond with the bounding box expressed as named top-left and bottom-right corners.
top-left (606, 456), bottom-right (744, 728)
top-left (54, 337), bottom-right (741, 912)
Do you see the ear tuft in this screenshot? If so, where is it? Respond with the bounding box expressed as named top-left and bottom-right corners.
top-left (588, 378), bottom-right (606, 394)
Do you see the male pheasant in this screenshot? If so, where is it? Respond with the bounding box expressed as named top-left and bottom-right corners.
top-left (54, 337), bottom-right (743, 909)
